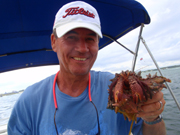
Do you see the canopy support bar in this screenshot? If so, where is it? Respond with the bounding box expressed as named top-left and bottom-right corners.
top-left (105, 23), bottom-right (180, 111)
top-left (103, 35), bottom-right (135, 55)
top-left (131, 23), bottom-right (144, 72)
top-left (140, 36), bottom-right (180, 111)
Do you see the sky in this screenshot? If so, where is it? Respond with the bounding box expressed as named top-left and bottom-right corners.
top-left (93, 0), bottom-right (180, 73)
top-left (0, 0), bottom-right (180, 94)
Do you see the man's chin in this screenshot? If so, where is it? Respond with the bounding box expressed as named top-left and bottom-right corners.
top-left (71, 69), bottom-right (90, 76)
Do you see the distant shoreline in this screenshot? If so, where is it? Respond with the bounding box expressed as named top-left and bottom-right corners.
top-left (1, 65), bottom-right (179, 97)
top-left (143, 64), bottom-right (180, 72)
top-left (0, 90), bottom-right (24, 97)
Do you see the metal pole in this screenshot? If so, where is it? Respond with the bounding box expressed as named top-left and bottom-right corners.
top-left (141, 37), bottom-right (180, 111)
top-left (132, 24), bottom-right (144, 72)
top-left (103, 35), bottom-right (135, 55)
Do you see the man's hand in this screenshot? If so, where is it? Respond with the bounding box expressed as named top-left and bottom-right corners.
top-left (137, 91), bottom-right (165, 121)
top-left (137, 91), bottom-right (166, 135)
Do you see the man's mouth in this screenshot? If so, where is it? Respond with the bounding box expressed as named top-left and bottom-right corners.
top-left (73, 57), bottom-right (87, 61)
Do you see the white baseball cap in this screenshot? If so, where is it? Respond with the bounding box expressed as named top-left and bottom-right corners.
top-left (53, 1), bottom-right (102, 38)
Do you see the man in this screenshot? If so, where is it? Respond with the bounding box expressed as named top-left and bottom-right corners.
top-left (8, 1), bottom-right (166, 135)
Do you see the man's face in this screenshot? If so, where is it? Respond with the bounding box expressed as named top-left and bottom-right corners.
top-left (51, 28), bottom-right (99, 76)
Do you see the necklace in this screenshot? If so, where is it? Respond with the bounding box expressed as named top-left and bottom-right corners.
top-left (52, 71), bottom-right (100, 135)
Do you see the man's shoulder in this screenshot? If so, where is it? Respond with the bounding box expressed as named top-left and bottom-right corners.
top-left (19, 74), bottom-right (55, 100)
top-left (90, 70), bottom-right (115, 88)
top-left (26, 74), bottom-right (55, 91)
top-left (90, 70), bottom-right (114, 79)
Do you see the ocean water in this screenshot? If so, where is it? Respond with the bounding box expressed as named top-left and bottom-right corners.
top-left (0, 67), bottom-right (180, 135)
top-left (141, 67), bottom-right (180, 135)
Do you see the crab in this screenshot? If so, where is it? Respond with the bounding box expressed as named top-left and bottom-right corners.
top-left (107, 70), bottom-right (171, 122)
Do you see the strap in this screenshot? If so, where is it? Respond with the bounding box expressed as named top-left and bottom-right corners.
top-left (53, 71), bottom-right (60, 109)
top-left (143, 114), bottom-right (162, 125)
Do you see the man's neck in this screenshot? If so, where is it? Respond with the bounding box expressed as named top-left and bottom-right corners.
top-left (56, 71), bottom-right (89, 97)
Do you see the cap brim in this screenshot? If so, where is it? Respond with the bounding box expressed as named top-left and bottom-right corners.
top-left (55, 22), bottom-right (102, 38)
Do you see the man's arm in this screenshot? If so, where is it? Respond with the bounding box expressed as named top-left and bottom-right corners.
top-left (8, 92), bottom-right (32, 135)
top-left (142, 120), bottom-right (166, 135)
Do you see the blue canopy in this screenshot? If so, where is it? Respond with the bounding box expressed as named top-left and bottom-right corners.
top-left (0, 0), bottom-right (150, 73)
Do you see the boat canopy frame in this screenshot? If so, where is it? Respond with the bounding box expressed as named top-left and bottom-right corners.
top-left (108, 23), bottom-right (180, 111)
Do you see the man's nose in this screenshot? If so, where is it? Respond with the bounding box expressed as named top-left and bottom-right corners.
top-left (75, 39), bottom-right (89, 53)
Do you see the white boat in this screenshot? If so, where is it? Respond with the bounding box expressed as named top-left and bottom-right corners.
top-left (0, 125), bottom-right (7, 135)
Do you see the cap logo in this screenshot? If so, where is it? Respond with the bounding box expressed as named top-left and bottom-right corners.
top-left (63, 7), bottom-right (95, 18)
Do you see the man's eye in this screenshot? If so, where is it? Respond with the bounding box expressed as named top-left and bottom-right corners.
top-left (86, 38), bottom-right (94, 41)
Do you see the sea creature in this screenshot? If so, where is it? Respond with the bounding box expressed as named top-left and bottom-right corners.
top-left (107, 70), bottom-right (171, 123)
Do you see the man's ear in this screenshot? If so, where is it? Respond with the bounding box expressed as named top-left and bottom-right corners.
top-left (51, 33), bottom-right (57, 52)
